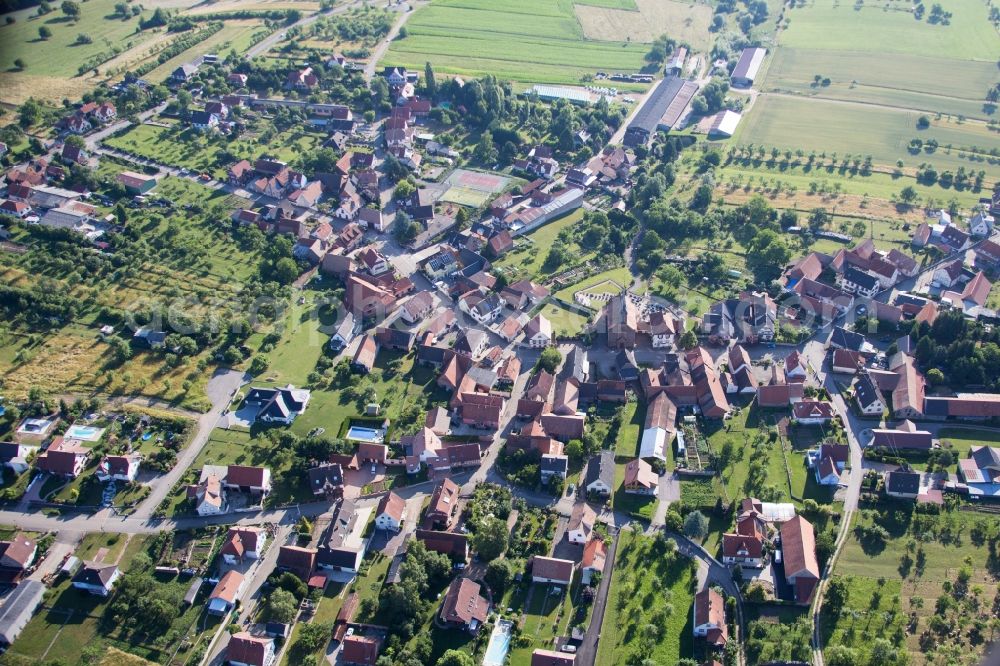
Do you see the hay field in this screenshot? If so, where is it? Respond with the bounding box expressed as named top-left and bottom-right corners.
top-left (734, 94), bottom-right (1000, 173)
top-left (779, 0), bottom-right (999, 60)
top-left (143, 20), bottom-right (268, 82)
top-left (185, 0), bottom-right (320, 14)
top-left (382, 0), bottom-right (649, 86)
top-left (574, 0), bottom-right (715, 50)
top-left (0, 0), bottom-right (160, 103)
top-left (764, 48), bottom-right (998, 120)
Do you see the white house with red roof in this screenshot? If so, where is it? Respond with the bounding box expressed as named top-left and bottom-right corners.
top-left (95, 453), bottom-right (141, 482)
top-left (220, 526), bottom-right (267, 564)
top-left (227, 632), bottom-right (275, 666)
top-left (693, 588), bottom-right (727, 648)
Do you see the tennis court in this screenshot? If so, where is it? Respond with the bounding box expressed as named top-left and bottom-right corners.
top-left (440, 169), bottom-right (510, 207)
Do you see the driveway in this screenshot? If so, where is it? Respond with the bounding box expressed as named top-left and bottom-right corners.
top-left (132, 369), bottom-right (248, 521)
top-left (575, 527), bottom-right (620, 665)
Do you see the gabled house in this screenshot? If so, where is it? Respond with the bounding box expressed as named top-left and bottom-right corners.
top-left (580, 538), bottom-right (607, 585)
top-left (329, 312), bottom-right (361, 351)
top-left (36, 436), bottom-right (89, 478)
top-left (425, 478), bottom-right (460, 529)
top-left (439, 578), bottom-right (489, 633)
top-left (95, 453), bottom-right (141, 482)
top-left (276, 545), bottom-right (317, 581)
top-left (220, 527), bottom-right (266, 564)
top-left (567, 502), bottom-right (597, 544)
top-left (244, 385), bottom-right (311, 424)
top-left (623, 458), bottom-right (657, 495)
top-left (375, 491), bottom-right (405, 532)
top-left (72, 562), bottom-right (120, 596)
top-left (585, 451), bottom-right (615, 497)
top-left (693, 588), bottom-right (727, 648)
top-left (188, 472), bottom-right (226, 516)
top-left (0, 534), bottom-right (36, 576)
top-left (531, 556), bottom-right (574, 586)
top-left (522, 314), bottom-right (553, 348)
top-left (792, 400), bottom-right (835, 425)
top-left (853, 371), bottom-right (886, 417)
top-left (307, 463), bottom-right (344, 498)
top-left (227, 633), bottom-right (276, 666)
top-left (722, 517), bottom-right (764, 568)
top-left (207, 570), bottom-right (245, 615)
top-left (779, 515), bottom-right (820, 604)
top-left (317, 500), bottom-right (368, 573)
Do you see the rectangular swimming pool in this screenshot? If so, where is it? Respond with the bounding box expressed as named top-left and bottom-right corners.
top-left (346, 426), bottom-right (382, 443)
top-left (65, 425), bottom-right (105, 442)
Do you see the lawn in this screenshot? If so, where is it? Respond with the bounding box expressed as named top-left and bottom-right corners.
top-left (819, 574), bottom-right (907, 666)
top-left (287, 349), bottom-right (446, 440)
top-left (105, 122), bottom-right (328, 180)
top-left (535, 302), bottom-right (592, 338)
top-left (497, 208), bottom-right (592, 280)
top-left (834, 503), bottom-right (1000, 664)
top-left (596, 530), bottom-right (697, 666)
top-left (612, 400), bottom-right (643, 458)
top-left (255, 295), bottom-right (338, 388)
top-left (382, 0), bottom-right (650, 87)
top-left (935, 427), bottom-right (1000, 460)
top-left (553, 267), bottom-right (634, 306)
top-left (734, 94), bottom-right (1000, 175)
top-left (0, 0), bottom-right (158, 104)
top-left (508, 581), bottom-right (578, 663)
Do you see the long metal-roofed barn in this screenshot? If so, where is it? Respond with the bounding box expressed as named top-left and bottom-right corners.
top-left (731, 47), bottom-right (766, 87)
top-left (623, 76), bottom-right (698, 147)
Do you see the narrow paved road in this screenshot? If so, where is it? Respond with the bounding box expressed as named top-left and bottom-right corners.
top-left (132, 369), bottom-right (248, 520)
top-left (576, 527), bottom-right (619, 666)
top-left (362, 1), bottom-right (425, 82)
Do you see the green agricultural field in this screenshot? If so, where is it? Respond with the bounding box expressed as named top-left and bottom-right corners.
top-left (764, 48), bottom-right (998, 120)
top-left (0, 0), bottom-right (160, 103)
top-left (143, 19), bottom-right (268, 83)
top-left (382, 0), bottom-right (650, 87)
top-left (715, 158), bottom-right (989, 209)
top-left (734, 94), bottom-right (1000, 175)
top-left (574, 0), bottom-right (715, 50)
top-left (0, 175), bottom-right (257, 410)
top-left (834, 504), bottom-right (999, 664)
top-left (779, 0), bottom-right (999, 60)
top-left (596, 530), bottom-right (697, 666)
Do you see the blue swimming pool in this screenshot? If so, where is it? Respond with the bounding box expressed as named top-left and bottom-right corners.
top-left (483, 620), bottom-right (513, 666)
top-left (346, 426), bottom-right (381, 443)
top-left (65, 425), bottom-right (104, 441)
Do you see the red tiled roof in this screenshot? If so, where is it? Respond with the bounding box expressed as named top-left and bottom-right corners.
top-left (227, 633), bottom-right (271, 666)
top-left (780, 515), bottom-right (819, 580)
top-left (376, 491), bottom-right (405, 522)
top-left (226, 464), bottom-right (268, 487)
